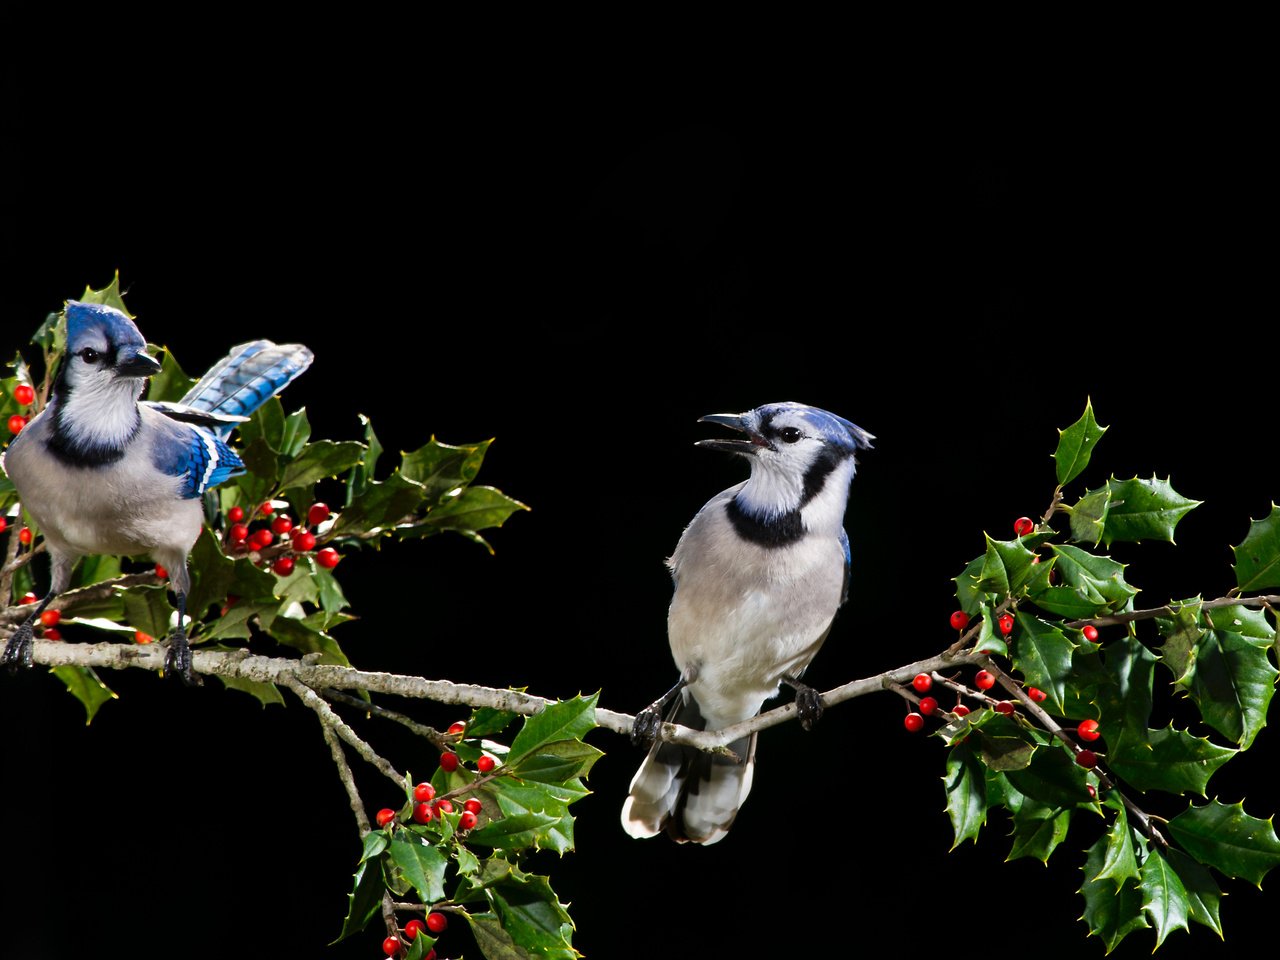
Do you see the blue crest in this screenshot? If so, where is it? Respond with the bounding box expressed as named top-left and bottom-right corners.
top-left (65, 301), bottom-right (148, 353)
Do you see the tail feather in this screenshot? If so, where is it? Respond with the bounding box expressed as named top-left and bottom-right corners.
top-left (180, 340), bottom-right (314, 436)
top-left (621, 692), bottom-right (757, 845)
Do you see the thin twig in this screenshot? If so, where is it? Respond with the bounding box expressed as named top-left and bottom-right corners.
top-left (0, 541), bottom-right (44, 581)
top-left (325, 688), bottom-right (449, 748)
top-left (322, 724), bottom-right (371, 834)
top-left (280, 675), bottom-right (405, 787)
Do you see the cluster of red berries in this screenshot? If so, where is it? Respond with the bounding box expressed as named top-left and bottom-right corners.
top-left (7, 383), bottom-right (35, 435)
top-left (225, 500), bottom-right (340, 574)
top-left (381, 912), bottom-right (446, 957)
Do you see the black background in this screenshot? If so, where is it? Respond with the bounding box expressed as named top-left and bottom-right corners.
top-left (2, 60), bottom-right (1276, 959)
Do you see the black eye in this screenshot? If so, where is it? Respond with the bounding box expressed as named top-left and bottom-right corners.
top-left (79, 348), bottom-right (100, 364)
top-left (780, 427), bottom-right (803, 443)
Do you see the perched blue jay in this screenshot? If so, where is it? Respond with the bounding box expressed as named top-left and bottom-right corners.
top-left (622, 402), bottom-right (873, 844)
top-left (1, 301), bottom-right (312, 683)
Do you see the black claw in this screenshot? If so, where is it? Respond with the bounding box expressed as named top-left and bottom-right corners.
top-left (2, 622), bottom-right (36, 672)
top-left (631, 705), bottom-right (665, 748)
top-left (792, 685), bottom-right (824, 731)
top-left (163, 632), bottom-right (202, 686)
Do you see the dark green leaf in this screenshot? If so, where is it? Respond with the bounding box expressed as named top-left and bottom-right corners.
top-left (1184, 629), bottom-right (1278, 748)
top-left (970, 601), bottom-right (1006, 657)
top-left (122, 585), bottom-right (174, 639)
top-left (1156, 597), bottom-right (1203, 684)
top-left (953, 555), bottom-right (996, 615)
top-left (267, 615), bottom-right (350, 666)
top-left (214, 674), bottom-right (284, 707)
top-left (1028, 585), bottom-right (1115, 620)
top-left (1012, 613), bottom-right (1076, 715)
top-left (278, 407), bottom-right (312, 458)
top-left (332, 854), bottom-right (385, 942)
top-left (508, 694), bottom-right (598, 765)
top-left (234, 438), bottom-right (279, 503)
top-left (1007, 800), bottom-right (1071, 864)
top-left (31, 310), bottom-right (66, 353)
top-left (1168, 799), bottom-right (1280, 886)
top-left (404, 935), bottom-right (437, 960)
top-left (466, 812), bottom-right (563, 851)
top-left (487, 872), bottom-right (579, 959)
top-left (387, 838), bottom-right (448, 902)
top-left (1205, 603), bottom-right (1273, 640)
top-left (944, 741), bottom-right (987, 848)
top-left (1095, 797), bottom-right (1140, 888)
top-left (1055, 399), bottom-right (1108, 486)
top-left (1005, 743), bottom-right (1092, 808)
top-left (238, 396), bottom-right (287, 454)
top-left (975, 535), bottom-right (1038, 598)
top-left (1140, 846), bottom-right (1190, 948)
top-left (485, 777), bottom-right (589, 856)
top-left (508, 740), bottom-right (604, 783)
top-left (185, 528), bottom-right (278, 618)
top-left (468, 912), bottom-right (533, 960)
top-left (51, 666), bottom-right (116, 723)
top-left (1233, 504), bottom-right (1280, 591)
top-left (1165, 848), bottom-right (1223, 937)
top-left (400, 486), bottom-right (530, 551)
top-left (278, 440), bottom-right (366, 491)
top-left (1049, 544), bottom-right (1138, 613)
top-left (1069, 485), bottom-right (1111, 546)
top-left (401, 436), bottom-right (493, 504)
top-left (466, 707), bottom-right (519, 739)
top-left (1080, 834), bottom-right (1149, 953)
top-left (1102, 634), bottom-right (1156, 738)
top-left (201, 599), bottom-right (277, 641)
top-left (334, 472), bottom-right (425, 537)
top-left (78, 274), bottom-right (130, 317)
top-left (1101, 476), bottom-right (1200, 546)
top-left (1108, 725), bottom-right (1235, 795)
top-left (145, 347), bottom-right (196, 404)
top-left (70, 554), bottom-right (123, 589)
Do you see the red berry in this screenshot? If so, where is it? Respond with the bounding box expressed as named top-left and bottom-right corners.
top-left (413, 782), bottom-right (436, 802)
top-left (13, 384), bottom-right (35, 406)
top-left (19, 592), bottom-right (38, 605)
top-left (464, 798), bottom-right (482, 815)
top-left (949, 610), bottom-right (970, 630)
top-left (227, 505), bottom-right (245, 523)
top-left (1076, 749), bottom-right (1098, 768)
top-left (0, 517), bottom-right (6, 533)
top-left (39, 609), bottom-right (60, 627)
top-left (229, 523), bottom-right (250, 543)
top-left (271, 515), bottom-right (293, 535)
top-left (912, 673), bottom-right (932, 693)
top-left (413, 802), bottom-right (434, 824)
top-left (1077, 719), bottom-right (1101, 742)
top-left (8, 414), bottom-right (26, 435)
top-left (1027, 687), bottom-right (1047, 703)
top-left (42, 628), bottom-right (62, 641)
top-left (435, 799), bottom-right (454, 814)
top-left (477, 755), bottom-right (496, 773)
top-left (426, 912), bottom-right (448, 934)
top-left (18, 526), bottom-right (32, 545)
top-left (375, 808), bottom-right (396, 827)
top-left (272, 555), bottom-right (295, 576)
top-left (258, 501), bottom-right (275, 516)
top-left (918, 696), bottom-right (938, 715)
top-left (459, 810), bottom-right (478, 830)
top-left (1082, 624), bottom-right (1099, 642)
top-left (307, 502), bottom-right (330, 527)
top-left (1013, 516), bottom-right (1034, 537)
top-left (404, 919), bottom-right (427, 941)
top-left (903, 712), bottom-right (924, 733)
top-left (447, 721), bottom-right (466, 735)
top-left (974, 670), bottom-right (996, 691)
top-left (134, 630), bottom-right (154, 644)
top-left (1087, 785), bottom-right (1097, 799)
top-left (382, 935), bottom-right (401, 957)
top-left (315, 547), bottom-right (340, 569)
top-left (994, 700), bottom-right (1016, 716)
top-left (952, 704), bottom-right (971, 717)
top-left (249, 529), bottom-right (274, 549)
top-left (292, 530), bottom-right (316, 552)
top-left (154, 564), bottom-right (168, 579)
top-left (439, 752), bottom-right (459, 772)
top-left (998, 613), bottom-right (1014, 636)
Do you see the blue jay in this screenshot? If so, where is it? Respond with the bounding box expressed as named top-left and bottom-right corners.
top-left (622, 401), bottom-right (873, 844)
top-left (1, 301), bottom-right (312, 683)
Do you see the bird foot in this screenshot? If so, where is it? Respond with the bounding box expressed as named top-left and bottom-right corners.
top-left (2, 622), bottom-right (35, 672)
top-left (787, 680), bottom-right (824, 731)
top-left (631, 704), bottom-right (665, 748)
top-left (163, 631), bottom-right (202, 686)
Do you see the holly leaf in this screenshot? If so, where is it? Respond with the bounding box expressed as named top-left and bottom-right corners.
top-left (508, 694), bottom-right (598, 765)
top-left (345, 414), bottom-right (383, 505)
top-left (267, 614), bottom-right (350, 666)
top-left (401, 436), bottom-right (493, 505)
top-left (1012, 613), bottom-right (1076, 715)
top-left (1100, 634), bottom-right (1157, 738)
top-left (484, 777), bottom-right (590, 856)
top-left (1080, 834), bottom-right (1149, 953)
top-left (238, 396), bottom-right (287, 454)
top-left (332, 843), bottom-right (386, 942)
top-left (465, 706), bottom-right (519, 739)
top-left (1184, 629), bottom-right (1278, 748)
top-left (1005, 742), bottom-right (1092, 808)
top-left (507, 740), bottom-right (604, 784)
top-left (1233, 504), bottom-right (1280, 591)
top-left (399, 486), bottom-right (530, 552)
top-left (486, 872), bottom-right (579, 960)
top-left (954, 555), bottom-right (997, 615)
top-left (1101, 476), bottom-right (1200, 546)
top-left (944, 740), bottom-right (988, 848)
top-left (277, 440), bottom-right (366, 491)
top-left (1094, 797), bottom-right (1140, 888)
top-left (334, 471), bottom-right (425, 537)
top-left (214, 674), bottom-right (284, 707)
top-left (1206, 603), bottom-right (1274, 640)
top-left (185, 528), bottom-right (278, 618)
top-left (1049, 545), bottom-right (1138, 612)
top-left (1156, 597), bottom-right (1204, 684)
top-left (1069, 485), bottom-right (1111, 546)
top-left (1108, 725), bottom-right (1235, 795)
top-left (466, 812), bottom-right (563, 851)
top-left (468, 912), bottom-right (534, 960)
top-left (278, 407), bottom-right (311, 458)
top-left (51, 665), bottom-right (116, 724)
top-left (1140, 846), bottom-right (1190, 948)
top-left (387, 838), bottom-right (449, 902)
top-left (78, 273), bottom-right (131, 317)
top-left (122, 585), bottom-right (175, 639)
top-left (1168, 799), bottom-right (1280, 886)
top-left (1165, 848), bottom-right (1224, 938)
top-left (1007, 800), bottom-right (1071, 864)
top-left (1055, 399), bottom-right (1108, 486)
top-left (145, 347), bottom-right (196, 404)
top-left (975, 535), bottom-right (1038, 598)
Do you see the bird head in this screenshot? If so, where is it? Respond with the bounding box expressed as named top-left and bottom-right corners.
top-left (62, 301), bottom-right (162, 393)
top-left (697, 401), bottom-right (874, 520)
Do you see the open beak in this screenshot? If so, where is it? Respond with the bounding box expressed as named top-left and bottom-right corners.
top-left (694, 412), bottom-right (765, 454)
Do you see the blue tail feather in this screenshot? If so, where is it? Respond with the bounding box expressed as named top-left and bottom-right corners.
top-left (181, 340), bottom-right (313, 437)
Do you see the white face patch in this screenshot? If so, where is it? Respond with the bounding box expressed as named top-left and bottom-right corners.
top-left (58, 368), bottom-right (145, 449)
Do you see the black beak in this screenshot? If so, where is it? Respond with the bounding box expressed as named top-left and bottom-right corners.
top-left (695, 412), bottom-right (764, 455)
top-left (115, 350), bottom-right (163, 378)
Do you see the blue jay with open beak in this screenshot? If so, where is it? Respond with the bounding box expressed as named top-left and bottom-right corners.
top-left (622, 401), bottom-right (873, 844)
top-left (1, 301), bottom-right (311, 683)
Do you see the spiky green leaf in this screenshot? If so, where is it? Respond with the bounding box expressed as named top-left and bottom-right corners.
top-left (1095, 797), bottom-right (1140, 888)
top-left (1050, 545), bottom-right (1138, 612)
top-left (976, 535), bottom-right (1038, 598)
top-left (1233, 504), bottom-right (1280, 591)
top-left (1007, 800), bottom-right (1071, 864)
top-left (77, 273), bottom-right (131, 317)
top-left (51, 665), bottom-right (116, 723)
top-left (214, 674), bottom-right (284, 707)
top-left (387, 838), bottom-right (449, 902)
top-left (277, 439), bottom-right (366, 491)
top-left (345, 414), bottom-right (383, 505)
top-left (122, 585), bottom-right (174, 640)
top-left (487, 872), bottom-right (579, 959)
top-left (1184, 629), bottom-right (1278, 748)
top-left (332, 852), bottom-right (385, 942)
top-left (508, 740), bottom-right (604, 784)
top-left (508, 694), bottom-right (598, 765)
top-left (1012, 612), bottom-right (1076, 715)
top-left (1206, 603), bottom-right (1274, 640)
top-left (1080, 834), bottom-right (1149, 953)
top-left (1055, 399), bottom-right (1108, 486)
top-left (1101, 476), bottom-right (1200, 546)
top-left (401, 436), bottom-right (493, 505)
top-left (1108, 726), bottom-right (1235, 795)
top-left (1140, 846), bottom-right (1190, 948)
top-left (954, 554), bottom-right (996, 615)
top-left (1156, 597), bottom-right (1204, 684)
top-left (1168, 799), bottom-right (1280, 886)
top-left (1166, 849), bottom-right (1223, 938)
top-left (468, 912), bottom-right (533, 960)
top-left (333, 471), bottom-right (425, 537)
top-left (465, 707), bottom-right (519, 739)
top-left (399, 485), bottom-right (530, 551)
top-left (1005, 741), bottom-right (1092, 808)
top-left (944, 740), bottom-right (987, 848)
top-left (278, 407), bottom-right (311, 458)
top-left (1069, 485), bottom-right (1111, 546)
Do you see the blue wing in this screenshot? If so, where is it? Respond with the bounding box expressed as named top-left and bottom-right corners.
top-left (151, 419), bottom-right (245, 499)
top-left (839, 528), bottom-right (851, 606)
top-left (180, 340), bottom-right (314, 438)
